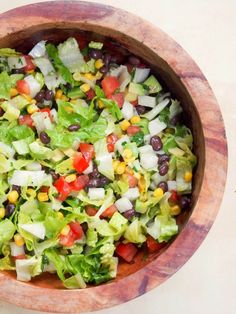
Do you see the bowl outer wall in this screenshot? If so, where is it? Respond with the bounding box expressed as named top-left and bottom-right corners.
top-left (0, 1), bottom-right (227, 313)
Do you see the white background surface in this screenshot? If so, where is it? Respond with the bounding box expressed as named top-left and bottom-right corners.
top-left (0, 0), bottom-right (235, 313)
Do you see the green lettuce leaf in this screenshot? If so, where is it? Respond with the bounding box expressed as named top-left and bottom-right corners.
top-left (0, 48), bottom-right (21, 57)
top-left (0, 71), bottom-right (11, 100)
top-left (100, 98), bottom-right (122, 121)
top-left (0, 219), bottom-right (16, 253)
top-left (124, 219), bottom-right (146, 244)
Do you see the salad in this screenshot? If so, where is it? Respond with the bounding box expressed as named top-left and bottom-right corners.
top-left (0, 38), bottom-right (196, 288)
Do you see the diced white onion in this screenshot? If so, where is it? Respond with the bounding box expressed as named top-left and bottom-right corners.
top-left (115, 135), bottom-right (130, 154)
top-left (140, 153), bottom-right (158, 170)
top-left (31, 112), bottom-right (53, 134)
top-left (144, 134), bottom-right (152, 144)
top-left (88, 188), bottom-right (105, 200)
top-left (138, 145), bottom-right (153, 154)
top-left (167, 180), bottom-right (177, 191)
top-left (10, 242), bottom-right (25, 257)
top-left (83, 160), bottom-right (93, 174)
top-left (133, 68), bottom-right (150, 83)
top-left (29, 40), bottom-right (46, 58)
top-left (8, 56), bottom-right (26, 70)
top-left (152, 172), bottom-right (168, 185)
top-left (110, 65), bottom-right (131, 91)
top-left (123, 187), bottom-right (140, 201)
top-left (115, 197), bottom-right (133, 213)
top-left (97, 153), bottom-right (113, 180)
top-left (9, 170), bottom-right (49, 187)
top-left (148, 117), bottom-right (167, 136)
top-left (121, 101), bottom-right (134, 120)
top-left (138, 95), bottom-right (156, 108)
top-left (25, 162), bottom-right (42, 171)
top-left (50, 108), bottom-right (58, 123)
top-left (24, 75), bottom-right (41, 98)
top-left (142, 99), bottom-right (170, 121)
top-left (19, 222), bottom-right (46, 240)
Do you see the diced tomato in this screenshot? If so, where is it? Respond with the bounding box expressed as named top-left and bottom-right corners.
top-left (146, 236), bottom-right (164, 253)
top-left (54, 176), bottom-right (71, 201)
top-left (130, 99), bottom-right (138, 106)
top-left (108, 92), bottom-right (124, 108)
top-left (69, 222), bottom-right (84, 240)
top-left (70, 175), bottom-right (89, 191)
top-left (101, 76), bottom-right (120, 97)
top-left (13, 254), bottom-right (26, 260)
top-left (18, 114), bottom-right (34, 128)
top-left (16, 80), bottom-right (30, 95)
top-left (126, 125), bottom-right (141, 136)
top-left (24, 55), bottom-right (36, 72)
top-left (85, 206), bottom-right (98, 216)
top-left (75, 37), bottom-right (88, 50)
top-left (169, 190), bottom-right (179, 203)
top-left (73, 152), bottom-right (89, 173)
top-left (40, 186), bottom-right (50, 193)
top-left (127, 173), bottom-right (138, 188)
top-left (116, 242), bottom-right (138, 263)
top-left (59, 230), bottom-right (75, 247)
top-left (100, 204), bottom-right (117, 218)
top-left (79, 143), bottom-right (95, 162)
top-left (85, 88), bottom-right (96, 100)
top-left (106, 133), bottom-right (118, 152)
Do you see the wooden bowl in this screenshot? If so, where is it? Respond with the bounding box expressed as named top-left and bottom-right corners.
top-left (0, 1), bottom-right (227, 312)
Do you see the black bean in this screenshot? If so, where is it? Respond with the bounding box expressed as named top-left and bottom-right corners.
top-left (11, 68), bottom-right (24, 74)
top-left (157, 181), bottom-right (168, 193)
top-left (65, 83), bottom-right (72, 90)
top-left (99, 65), bottom-right (109, 74)
top-left (81, 222), bottom-right (88, 233)
top-left (98, 176), bottom-right (110, 187)
top-left (44, 90), bottom-right (54, 101)
top-left (68, 124), bottom-right (80, 132)
top-left (180, 195), bottom-right (191, 210)
top-left (49, 170), bottom-right (60, 181)
top-left (0, 107), bottom-right (4, 117)
top-left (35, 90), bottom-right (45, 102)
top-left (150, 136), bottom-right (163, 151)
top-left (123, 208), bottom-right (135, 220)
top-left (5, 203), bottom-right (15, 217)
top-left (158, 162), bottom-right (169, 176)
top-left (90, 165), bottom-right (100, 178)
top-left (158, 154), bottom-right (170, 165)
top-left (136, 105), bottom-right (147, 115)
top-left (40, 131), bottom-right (51, 144)
top-left (12, 185), bottom-right (21, 194)
top-left (89, 48), bottom-right (103, 60)
top-left (87, 178), bottom-right (100, 188)
top-left (103, 53), bottom-right (111, 66)
top-left (128, 55), bottom-right (141, 66)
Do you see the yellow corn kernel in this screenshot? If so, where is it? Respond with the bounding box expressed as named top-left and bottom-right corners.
top-left (123, 148), bottom-right (133, 159)
top-left (61, 95), bottom-right (69, 101)
top-left (8, 190), bottom-right (19, 204)
top-left (57, 212), bottom-right (64, 219)
top-left (10, 88), bottom-right (19, 98)
top-left (95, 59), bottom-right (104, 69)
top-left (184, 171), bottom-right (192, 182)
top-left (153, 188), bottom-right (164, 198)
top-left (26, 188), bottom-right (36, 198)
top-left (37, 192), bottom-right (49, 202)
top-left (26, 70), bottom-right (35, 74)
top-left (165, 127), bottom-right (175, 134)
top-left (116, 162), bottom-right (126, 175)
top-left (112, 160), bottom-right (120, 171)
top-left (14, 234), bottom-right (25, 246)
top-left (120, 120), bottom-right (131, 131)
top-left (55, 89), bottom-right (63, 100)
top-left (30, 99), bottom-right (37, 105)
top-left (22, 94), bottom-right (32, 103)
top-left (130, 116), bottom-right (140, 124)
top-left (138, 176), bottom-right (146, 193)
top-left (61, 225), bottom-right (70, 236)
top-left (27, 104), bottom-right (39, 114)
top-left (95, 71), bottom-right (103, 80)
top-left (80, 83), bottom-right (90, 93)
top-left (65, 174), bottom-right (76, 183)
top-left (171, 205), bottom-right (181, 216)
top-left (98, 99), bottom-right (104, 109)
top-left (0, 208), bottom-right (5, 219)
top-left (84, 72), bottom-right (95, 80)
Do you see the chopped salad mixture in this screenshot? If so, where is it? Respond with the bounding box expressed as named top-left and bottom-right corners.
top-left (0, 38), bottom-right (196, 288)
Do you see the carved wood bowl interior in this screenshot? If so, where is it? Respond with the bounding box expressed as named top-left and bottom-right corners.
top-left (0, 1), bottom-right (227, 313)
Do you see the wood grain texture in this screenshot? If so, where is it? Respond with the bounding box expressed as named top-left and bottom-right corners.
top-left (0, 1), bottom-right (227, 312)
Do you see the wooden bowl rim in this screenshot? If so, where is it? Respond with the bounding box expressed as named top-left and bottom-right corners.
top-left (0, 1), bottom-right (227, 312)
